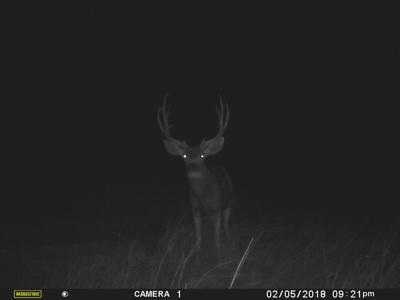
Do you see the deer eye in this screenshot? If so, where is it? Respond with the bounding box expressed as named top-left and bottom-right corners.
top-left (200, 154), bottom-right (205, 158)
top-left (182, 154), bottom-right (187, 159)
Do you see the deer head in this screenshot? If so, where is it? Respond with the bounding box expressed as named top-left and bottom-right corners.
top-left (157, 94), bottom-right (230, 173)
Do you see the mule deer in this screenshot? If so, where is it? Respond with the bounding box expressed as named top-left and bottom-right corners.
top-left (157, 94), bottom-right (234, 260)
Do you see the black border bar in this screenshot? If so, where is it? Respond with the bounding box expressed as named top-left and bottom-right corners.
top-left (2, 289), bottom-right (400, 300)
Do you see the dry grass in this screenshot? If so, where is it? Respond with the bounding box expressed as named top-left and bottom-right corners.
top-left (1, 214), bottom-right (398, 288)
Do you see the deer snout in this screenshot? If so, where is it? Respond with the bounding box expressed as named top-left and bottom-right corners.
top-left (186, 162), bottom-right (200, 172)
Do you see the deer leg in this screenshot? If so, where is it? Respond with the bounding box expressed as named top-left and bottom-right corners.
top-left (193, 212), bottom-right (202, 261)
top-left (223, 207), bottom-right (231, 240)
top-left (212, 213), bottom-right (221, 260)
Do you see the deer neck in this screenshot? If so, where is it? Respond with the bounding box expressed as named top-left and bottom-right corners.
top-left (185, 163), bottom-right (210, 196)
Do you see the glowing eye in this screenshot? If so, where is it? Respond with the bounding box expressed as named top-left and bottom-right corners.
top-left (200, 154), bottom-right (205, 158)
top-left (183, 154), bottom-right (187, 159)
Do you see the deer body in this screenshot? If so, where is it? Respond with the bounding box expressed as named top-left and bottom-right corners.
top-left (158, 94), bottom-right (233, 259)
top-left (188, 165), bottom-right (232, 216)
top-left (188, 164), bottom-right (233, 259)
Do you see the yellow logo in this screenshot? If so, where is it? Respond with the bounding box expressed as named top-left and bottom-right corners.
top-left (13, 290), bottom-right (42, 299)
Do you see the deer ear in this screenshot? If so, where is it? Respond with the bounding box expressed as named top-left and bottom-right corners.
top-left (163, 139), bottom-right (185, 156)
top-left (203, 137), bottom-right (225, 155)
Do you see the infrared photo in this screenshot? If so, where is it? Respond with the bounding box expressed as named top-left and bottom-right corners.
top-left (2, 1), bottom-right (399, 293)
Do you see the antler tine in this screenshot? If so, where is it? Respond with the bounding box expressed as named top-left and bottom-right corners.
top-left (157, 93), bottom-right (173, 137)
top-left (157, 108), bottom-right (165, 134)
top-left (221, 95), bottom-right (229, 130)
top-left (216, 94), bottom-right (229, 135)
top-left (216, 94), bottom-right (224, 127)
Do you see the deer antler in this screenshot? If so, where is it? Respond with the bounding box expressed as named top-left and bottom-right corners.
top-left (157, 94), bottom-right (187, 146)
top-left (202, 94), bottom-right (230, 144)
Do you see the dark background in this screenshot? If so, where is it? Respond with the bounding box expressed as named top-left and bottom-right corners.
top-left (6, 2), bottom-right (398, 243)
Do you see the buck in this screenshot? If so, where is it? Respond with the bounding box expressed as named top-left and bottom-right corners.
top-left (157, 94), bottom-right (234, 260)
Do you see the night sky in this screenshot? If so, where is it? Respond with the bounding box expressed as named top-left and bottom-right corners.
top-left (6, 2), bottom-right (398, 240)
